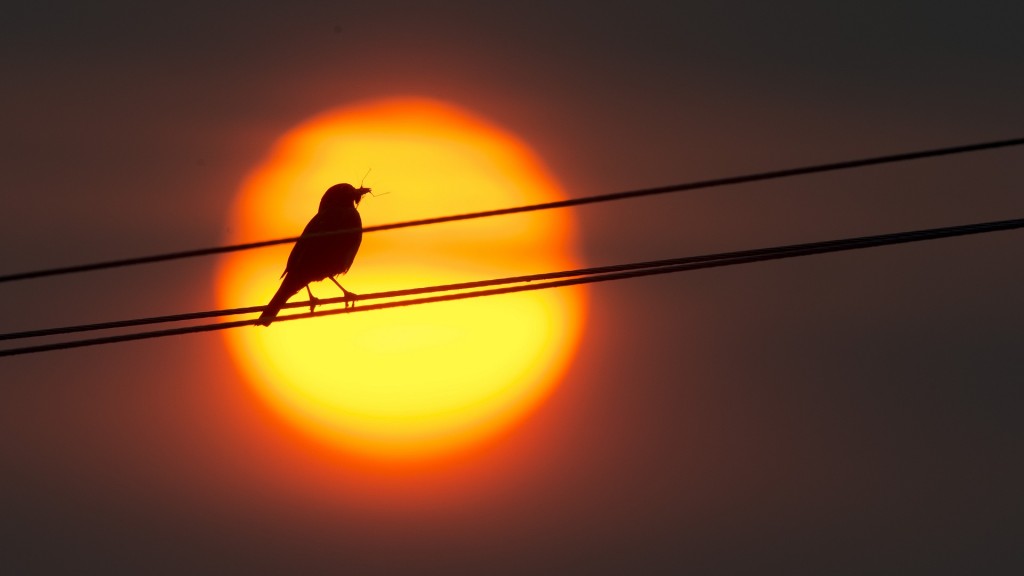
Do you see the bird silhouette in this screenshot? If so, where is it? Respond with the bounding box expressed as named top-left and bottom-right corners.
top-left (257, 183), bottom-right (371, 326)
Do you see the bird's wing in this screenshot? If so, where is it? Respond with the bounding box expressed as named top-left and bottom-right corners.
top-left (282, 212), bottom-right (328, 278)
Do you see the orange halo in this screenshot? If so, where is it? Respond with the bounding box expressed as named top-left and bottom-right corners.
top-left (216, 98), bottom-right (586, 463)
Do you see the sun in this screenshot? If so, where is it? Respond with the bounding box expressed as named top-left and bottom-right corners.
top-left (216, 98), bottom-right (586, 463)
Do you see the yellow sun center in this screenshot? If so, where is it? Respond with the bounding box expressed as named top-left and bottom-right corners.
top-left (216, 98), bottom-right (585, 462)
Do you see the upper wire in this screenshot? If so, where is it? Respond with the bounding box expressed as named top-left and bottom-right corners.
top-left (2, 136), bottom-right (1022, 284)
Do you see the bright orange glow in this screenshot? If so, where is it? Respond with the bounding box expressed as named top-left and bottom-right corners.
top-left (217, 98), bottom-right (586, 463)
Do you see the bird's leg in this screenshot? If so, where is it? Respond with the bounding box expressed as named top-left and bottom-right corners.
top-left (329, 276), bottom-right (358, 308)
top-left (304, 285), bottom-right (319, 313)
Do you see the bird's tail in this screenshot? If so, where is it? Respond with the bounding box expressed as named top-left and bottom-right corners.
top-left (257, 282), bottom-right (295, 327)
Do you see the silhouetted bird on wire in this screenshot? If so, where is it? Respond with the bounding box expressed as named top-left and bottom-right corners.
top-left (257, 183), bottom-right (371, 326)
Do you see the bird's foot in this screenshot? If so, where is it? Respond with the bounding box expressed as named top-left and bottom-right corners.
top-left (342, 288), bottom-right (358, 309)
top-left (304, 286), bottom-right (320, 313)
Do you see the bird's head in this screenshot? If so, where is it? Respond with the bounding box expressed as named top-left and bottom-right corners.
top-left (320, 183), bottom-right (372, 211)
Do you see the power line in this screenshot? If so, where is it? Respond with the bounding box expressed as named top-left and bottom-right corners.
top-left (3, 217), bottom-right (1020, 357)
top-left (2, 136), bottom-right (1022, 284)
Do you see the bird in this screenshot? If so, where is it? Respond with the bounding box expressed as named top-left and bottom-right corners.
top-left (257, 183), bottom-right (371, 326)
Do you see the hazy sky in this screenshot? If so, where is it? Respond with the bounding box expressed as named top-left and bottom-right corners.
top-left (2, 1), bottom-right (1023, 574)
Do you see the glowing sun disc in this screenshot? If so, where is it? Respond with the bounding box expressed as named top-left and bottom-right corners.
top-left (216, 98), bottom-right (586, 462)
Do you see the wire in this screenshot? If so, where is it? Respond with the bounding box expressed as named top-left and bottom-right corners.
top-left (2, 136), bottom-right (1022, 284)
top-left (4, 209), bottom-right (1019, 342)
top-left (2, 216), bottom-right (1020, 357)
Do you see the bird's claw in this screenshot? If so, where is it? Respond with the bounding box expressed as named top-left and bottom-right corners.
top-left (328, 276), bottom-right (357, 309)
top-left (308, 296), bottom-right (320, 313)
top-left (343, 289), bottom-right (358, 309)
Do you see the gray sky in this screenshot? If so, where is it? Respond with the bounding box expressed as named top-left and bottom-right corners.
top-left (2, 1), bottom-right (1022, 573)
